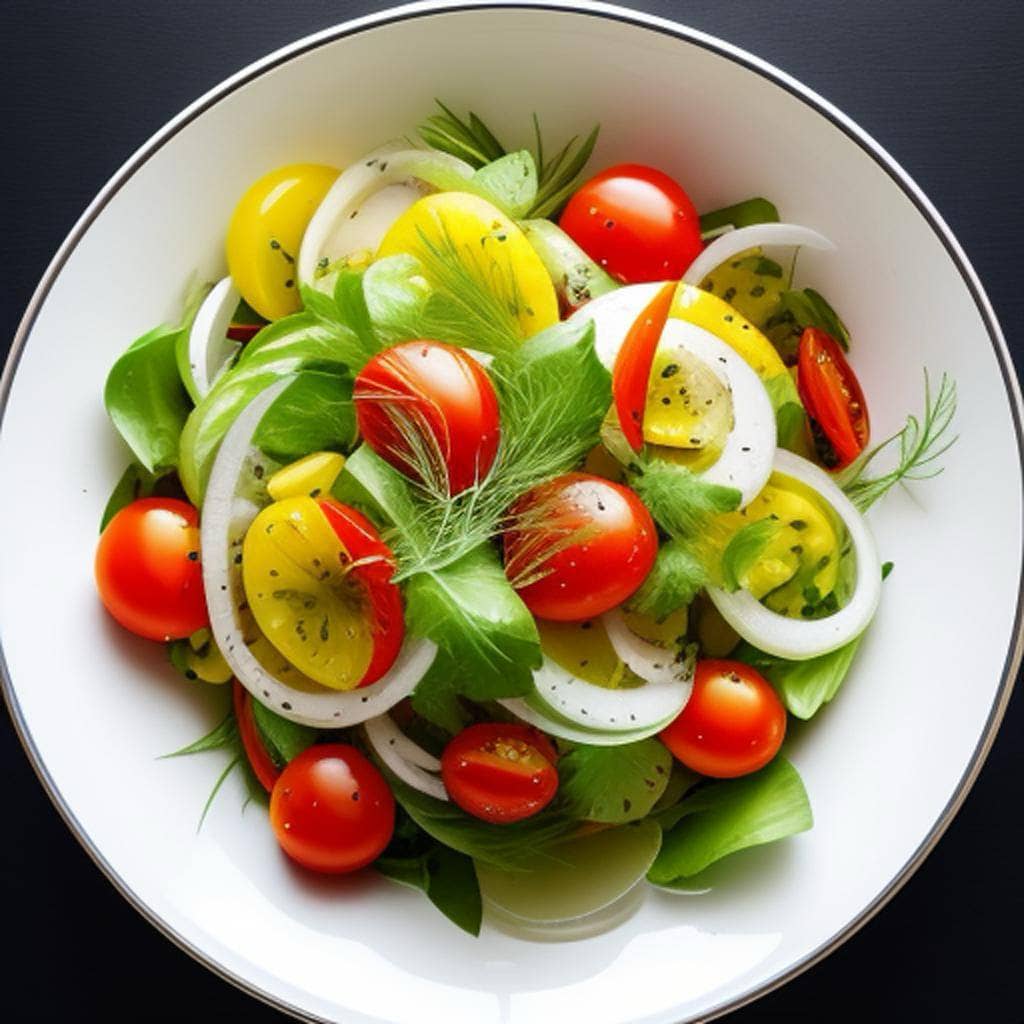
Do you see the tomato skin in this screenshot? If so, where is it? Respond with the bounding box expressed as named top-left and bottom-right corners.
top-left (441, 723), bottom-right (559, 824)
top-left (317, 500), bottom-right (404, 686)
top-left (95, 498), bottom-right (208, 642)
top-left (233, 681), bottom-right (280, 792)
top-left (660, 660), bottom-right (786, 778)
top-left (354, 341), bottom-right (501, 496)
top-left (270, 744), bottom-right (395, 873)
top-left (797, 328), bottom-right (870, 470)
top-left (559, 164), bottom-right (703, 284)
top-left (504, 473), bottom-right (657, 621)
top-left (612, 280), bottom-right (677, 450)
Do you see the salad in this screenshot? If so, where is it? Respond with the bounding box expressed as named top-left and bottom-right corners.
top-left (94, 103), bottom-right (956, 938)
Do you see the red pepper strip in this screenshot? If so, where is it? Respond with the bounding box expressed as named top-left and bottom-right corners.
top-left (226, 322), bottom-right (264, 342)
top-left (233, 680), bottom-right (281, 792)
top-left (611, 281), bottom-right (678, 452)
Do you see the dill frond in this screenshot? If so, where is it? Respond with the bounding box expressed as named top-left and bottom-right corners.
top-left (841, 371), bottom-right (958, 512)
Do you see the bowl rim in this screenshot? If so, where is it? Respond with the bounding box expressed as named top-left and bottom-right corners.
top-left (2, 2), bottom-right (1021, 1021)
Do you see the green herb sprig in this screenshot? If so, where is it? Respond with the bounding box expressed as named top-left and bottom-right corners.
top-left (842, 371), bottom-right (957, 512)
top-left (418, 101), bottom-right (599, 219)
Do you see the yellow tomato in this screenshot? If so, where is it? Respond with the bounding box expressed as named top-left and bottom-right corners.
top-left (242, 497), bottom-right (373, 690)
top-left (226, 163), bottom-right (339, 321)
top-left (377, 192), bottom-right (559, 339)
top-left (266, 451), bottom-right (346, 502)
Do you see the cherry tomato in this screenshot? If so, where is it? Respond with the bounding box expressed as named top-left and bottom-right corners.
top-left (797, 327), bottom-right (870, 470)
top-left (318, 499), bottom-right (404, 685)
top-left (270, 744), bottom-right (395, 873)
top-left (95, 497), bottom-right (208, 641)
top-left (612, 280), bottom-right (677, 451)
top-left (441, 723), bottom-right (559, 824)
top-left (354, 340), bottom-right (501, 496)
top-left (503, 473), bottom-right (657, 621)
top-left (233, 681), bottom-right (280, 793)
top-left (559, 164), bottom-right (703, 284)
top-left (660, 659), bottom-right (786, 778)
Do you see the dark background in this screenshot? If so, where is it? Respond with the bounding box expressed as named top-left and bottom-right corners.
top-left (2, 1), bottom-right (1023, 1021)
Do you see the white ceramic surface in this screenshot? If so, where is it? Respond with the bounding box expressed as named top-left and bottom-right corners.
top-left (2, 4), bottom-right (1020, 1022)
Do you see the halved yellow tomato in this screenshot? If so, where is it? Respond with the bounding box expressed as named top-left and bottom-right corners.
top-left (226, 163), bottom-right (339, 321)
top-left (376, 192), bottom-right (559, 338)
top-left (242, 497), bottom-right (374, 690)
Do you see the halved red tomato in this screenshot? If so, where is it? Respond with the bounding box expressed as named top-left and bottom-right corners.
top-left (354, 340), bottom-right (501, 495)
top-left (797, 327), bottom-right (870, 470)
top-left (503, 472), bottom-right (657, 621)
top-left (612, 281), bottom-right (677, 451)
top-left (559, 164), bottom-right (703, 284)
top-left (441, 723), bottom-right (559, 823)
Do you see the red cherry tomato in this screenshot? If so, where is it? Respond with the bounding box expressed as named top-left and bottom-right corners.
top-left (354, 340), bottom-right (501, 495)
top-left (559, 164), bottom-right (703, 284)
top-left (317, 499), bottom-right (404, 686)
top-left (660, 659), bottom-right (786, 778)
top-left (503, 472), bottom-right (657, 621)
top-left (797, 327), bottom-right (870, 470)
top-left (441, 723), bottom-right (559, 824)
top-left (612, 280), bottom-right (677, 451)
top-left (95, 497), bottom-right (208, 641)
top-left (233, 681), bottom-right (280, 793)
top-left (270, 744), bottom-right (395, 873)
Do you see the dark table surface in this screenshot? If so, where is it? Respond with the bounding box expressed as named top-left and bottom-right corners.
top-left (3, 1), bottom-right (1023, 1021)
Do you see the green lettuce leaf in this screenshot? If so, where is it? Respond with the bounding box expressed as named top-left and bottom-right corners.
top-left (375, 809), bottom-right (482, 936)
top-left (105, 323), bottom-right (194, 474)
top-left (721, 518), bottom-right (783, 592)
top-left (764, 371), bottom-right (806, 451)
top-left (629, 456), bottom-right (741, 539)
top-left (649, 756), bottom-right (812, 883)
top-left (469, 150), bottom-right (538, 218)
top-left (558, 739), bottom-right (672, 823)
top-left (403, 546), bottom-right (541, 698)
top-left (410, 651), bottom-right (474, 734)
top-left (735, 638), bottom-right (862, 720)
top-left (389, 775), bottom-right (575, 871)
top-left (627, 538), bottom-right (707, 618)
top-left (250, 698), bottom-right (318, 766)
top-left (699, 198), bottom-right (780, 237)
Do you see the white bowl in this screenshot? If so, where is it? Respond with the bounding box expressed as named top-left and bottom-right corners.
top-left (2, 3), bottom-right (1020, 1021)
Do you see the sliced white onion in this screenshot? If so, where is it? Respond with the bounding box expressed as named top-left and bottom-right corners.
top-left (298, 146), bottom-right (474, 289)
top-left (652, 319), bottom-right (776, 507)
top-left (364, 714), bottom-right (448, 801)
top-left (200, 380), bottom-right (436, 727)
top-left (601, 608), bottom-right (696, 691)
top-left (498, 697), bottom-right (673, 747)
top-left (186, 276), bottom-right (241, 399)
top-left (682, 222), bottom-right (835, 287)
top-left (707, 449), bottom-right (882, 660)
top-left (507, 647), bottom-right (691, 737)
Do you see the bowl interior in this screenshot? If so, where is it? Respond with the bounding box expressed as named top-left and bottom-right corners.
top-left (1, 7), bottom-right (1018, 1024)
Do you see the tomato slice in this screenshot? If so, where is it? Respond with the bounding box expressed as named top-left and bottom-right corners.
top-left (440, 723), bottom-right (559, 824)
top-left (612, 281), bottom-right (677, 451)
top-left (796, 328), bottom-right (870, 470)
top-left (318, 499), bottom-right (404, 686)
top-left (233, 681), bottom-right (280, 792)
